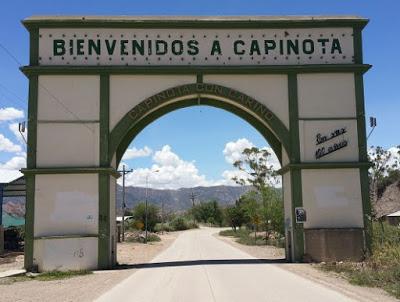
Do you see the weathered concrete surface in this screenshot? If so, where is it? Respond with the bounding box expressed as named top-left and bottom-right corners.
top-left (0, 225), bottom-right (4, 255)
top-left (304, 228), bottom-right (364, 262)
top-left (96, 228), bottom-right (357, 302)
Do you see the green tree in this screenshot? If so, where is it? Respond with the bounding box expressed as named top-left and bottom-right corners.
top-left (132, 202), bottom-right (160, 232)
top-left (232, 147), bottom-right (284, 239)
top-left (369, 146), bottom-right (400, 217)
top-left (191, 200), bottom-right (223, 226)
top-left (225, 202), bottom-right (246, 231)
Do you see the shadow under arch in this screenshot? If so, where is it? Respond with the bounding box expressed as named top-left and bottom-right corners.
top-left (109, 83), bottom-right (291, 167)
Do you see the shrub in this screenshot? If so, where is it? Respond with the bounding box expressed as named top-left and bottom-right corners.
top-left (4, 226), bottom-right (24, 251)
top-left (170, 217), bottom-right (189, 231)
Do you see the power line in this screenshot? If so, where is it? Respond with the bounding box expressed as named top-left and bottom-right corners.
top-left (0, 42), bottom-right (23, 65)
top-left (0, 83), bottom-right (27, 106)
top-left (0, 40), bottom-right (95, 133)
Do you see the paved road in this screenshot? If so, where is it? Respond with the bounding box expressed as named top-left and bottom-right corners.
top-left (96, 228), bottom-right (356, 302)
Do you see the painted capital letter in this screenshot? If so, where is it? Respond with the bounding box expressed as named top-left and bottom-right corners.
top-left (233, 40), bottom-right (245, 55)
top-left (53, 39), bottom-right (66, 56)
top-left (210, 40), bottom-right (222, 55)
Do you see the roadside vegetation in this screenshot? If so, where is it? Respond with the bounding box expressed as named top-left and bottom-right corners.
top-left (0, 270), bottom-right (92, 285)
top-left (320, 221), bottom-right (400, 298)
top-left (220, 147), bottom-right (285, 247)
top-left (321, 145), bottom-right (400, 298)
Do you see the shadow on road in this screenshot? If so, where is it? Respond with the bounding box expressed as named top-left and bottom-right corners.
top-left (117, 258), bottom-right (286, 270)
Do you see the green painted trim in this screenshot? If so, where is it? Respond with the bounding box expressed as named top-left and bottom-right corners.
top-left (114, 98), bottom-right (283, 166)
top-left (277, 161), bottom-right (372, 175)
top-left (27, 75), bottom-right (38, 169)
top-left (24, 174), bottom-right (35, 271)
top-left (98, 74), bottom-right (111, 269)
top-left (22, 17), bottom-right (369, 30)
top-left (354, 71), bottom-right (372, 255)
top-left (100, 75), bottom-right (110, 166)
top-left (98, 173), bottom-right (110, 269)
top-left (353, 27), bottom-right (363, 65)
top-left (109, 83), bottom-right (289, 167)
top-left (298, 117), bottom-right (357, 121)
top-left (38, 120), bottom-right (100, 123)
top-left (304, 227), bottom-right (364, 230)
top-left (288, 73), bottom-right (304, 262)
top-left (34, 234), bottom-right (98, 240)
top-left (29, 28), bottom-right (39, 66)
top-left (20, 64), bottom-right (372, 77)
top-left (360, 166), bottom-right (372, 254)
top-left (25, 74), bottom-right (38, 271)
top-left (21, 167), bottom-right (120, 178)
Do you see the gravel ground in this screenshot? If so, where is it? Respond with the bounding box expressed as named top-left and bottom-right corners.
top-left (0, 252), bottom-right (24, 273)
top-left (217, 233), bottom-right (399, 302)
top-left (0, 232), bottom-right (179, 302)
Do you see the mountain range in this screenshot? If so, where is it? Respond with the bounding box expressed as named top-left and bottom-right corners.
top-left (116, 185), bottom-right (252, 214)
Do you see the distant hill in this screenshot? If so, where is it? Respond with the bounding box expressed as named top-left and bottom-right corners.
top-left (116, 185), bottom-right (252, 214)
top-left (2, 185), bottom-right (253, 223)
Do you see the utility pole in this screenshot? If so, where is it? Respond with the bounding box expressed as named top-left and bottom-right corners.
top-left (118, 165), bottom-right (133, 242)
top-left (145, 169), bottom-right (159, 244)
top-left (190, 189), bottom-right (196, 224)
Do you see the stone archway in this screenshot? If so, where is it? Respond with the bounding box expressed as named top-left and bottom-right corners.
top-left (21, 16), bottom-right (371, 271)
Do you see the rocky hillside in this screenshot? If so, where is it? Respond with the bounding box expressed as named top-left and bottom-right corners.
top-left (2, 185), bottom-right (252, 219)
top-left (373, 180), bottom-right (400, 217)
top-left (116, 185), bottom-right (252, 213)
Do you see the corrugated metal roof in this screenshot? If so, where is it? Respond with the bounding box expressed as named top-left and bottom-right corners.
top-left (387, 210), bottom-right (400, 217)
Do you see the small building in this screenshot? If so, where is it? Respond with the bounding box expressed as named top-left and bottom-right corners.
top-left (116, 216), bottom-right (133, 225)
top-left (386, 210), bottom-right (400, 226)
top-left (1, 176), bottom-right (26, 254)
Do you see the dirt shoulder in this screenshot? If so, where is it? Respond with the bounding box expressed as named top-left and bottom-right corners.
top-left (217, 233), bottom-right (399, 302)
top-left (0, 232), bottom-right (179, 302)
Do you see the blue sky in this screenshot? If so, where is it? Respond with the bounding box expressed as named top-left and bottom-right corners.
top-left (0, 0), bottom-right (399, 187)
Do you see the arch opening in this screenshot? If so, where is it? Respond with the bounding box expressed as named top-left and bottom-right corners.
top-left (109, 83), bottom-right (291, 169)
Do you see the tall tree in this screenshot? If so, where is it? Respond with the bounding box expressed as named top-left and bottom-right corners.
top-left (232, 147), bottom-right (283, 239)
top-left (369, 146), bottom-right (400, 217)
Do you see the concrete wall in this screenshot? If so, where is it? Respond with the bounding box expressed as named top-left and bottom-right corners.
top-left (204, 75), bottom-right (289, 129)
top-left (34, 174), bottom-right (98, 237)
top-left (34, 237), bottom-right (98, 272)
top-left (29, 69), bottom-right (366, 269)
top-left (109, 75), bottom-right (196, 130)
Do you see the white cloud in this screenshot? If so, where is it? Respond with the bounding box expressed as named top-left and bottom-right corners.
top-left (121, 145), bottom-right (210, 189)
top-left (0, 134), bottom-right (22, 153)
top-left (0, 155), bottom-right (26, 183)
top-left (122, 146), bottom-right (152, 160)
top-left (221, 139), bottom-right (282, 188)
top-left (0, 156), bottom-right (26, 170)
top-left (0, 107), bottom-right (24, 122)
top-left (9, 122), bottom-right (27, 145)
top-left (223, 138), bottom-right (254, 164)
top-left (119, 140), bottom-right (282, 190)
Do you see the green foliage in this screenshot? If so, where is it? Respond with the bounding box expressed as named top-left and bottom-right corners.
top-left (4, 226), bottom-right (24, 251)
top-left (131, 202), bottom-right (160, 232)
top-left (230, 147), bottom-right (284, 236)
top-left (224, 203), bottom-right (246, 230)
top-left (126, 233), bottom-right (161, 243)
top-left (170, 216), bottom-right (190, 231)
top-left (320, 222), bottom-right (400, 299)
top-left (1, 270), bottom-right (93, 284)
top-left (369, 146), bottom-right (400, 209)
top-left (154, 217), bottom-right (198, 232)
top-left (191, 200), bottom-right (223, 226)
top-left (219, 227), bottom-right (285, 248)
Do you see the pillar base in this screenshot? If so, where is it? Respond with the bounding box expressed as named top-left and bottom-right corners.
top-left (304, 228), bottom-right (364, 262)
